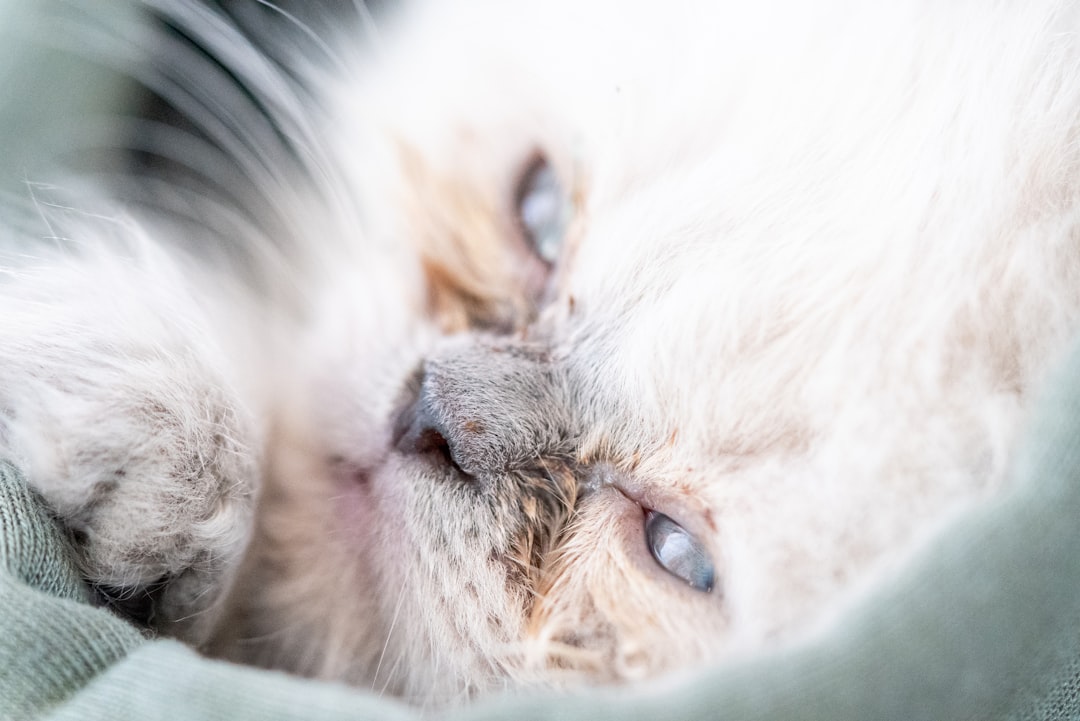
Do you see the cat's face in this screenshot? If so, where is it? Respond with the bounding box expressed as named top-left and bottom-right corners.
top-left (234, 0), bottom-right (1080, 705)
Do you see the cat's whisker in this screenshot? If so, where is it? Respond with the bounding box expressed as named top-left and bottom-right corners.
top-left (24, 183), bottom-right (64, 254)
top-left (370, 576), bottom-right (407, 692)
top-left (376, 645), bottom-right (406, 698)
top-left (251, 0), bottom-right (349, 76)
top-left (232, 622), bottom-right (295, 646)
top-left (351, 0), bottom-right (385, 54)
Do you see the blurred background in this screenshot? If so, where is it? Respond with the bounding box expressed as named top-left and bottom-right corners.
top-left (0, 1), bottom-right (137, 192)
top-left (0, 1), bottom-right (389, 196)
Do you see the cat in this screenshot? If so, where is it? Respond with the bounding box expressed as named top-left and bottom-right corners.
top-left (4, 0), bottom-right (1080, 708)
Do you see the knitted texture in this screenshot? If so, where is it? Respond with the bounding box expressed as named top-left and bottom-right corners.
top-left (0, 467), bottom-right (145, 720)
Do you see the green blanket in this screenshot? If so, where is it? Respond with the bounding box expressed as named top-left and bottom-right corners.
top-left (3, 346), bottom-right (1080, 721)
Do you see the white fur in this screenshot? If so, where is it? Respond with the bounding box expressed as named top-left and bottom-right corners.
top-left (4, 0), bottom-right (1080, 708)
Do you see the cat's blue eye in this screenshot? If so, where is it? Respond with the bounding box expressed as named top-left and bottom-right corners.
top-left (645, 511), bottom-right (715, 593)
top-left (515, 157), bottom-right (571, 265)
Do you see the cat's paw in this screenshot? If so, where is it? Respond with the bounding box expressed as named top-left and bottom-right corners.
top-left (0, 253), bottom-right (259, 643)
top-left (1, 345), bottom-right (258, 641)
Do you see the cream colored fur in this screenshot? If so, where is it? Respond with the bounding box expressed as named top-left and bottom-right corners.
top-left (3, 0), bottom-right (1080, 709)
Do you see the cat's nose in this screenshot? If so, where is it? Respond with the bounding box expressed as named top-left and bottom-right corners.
top-left (392, 389), bottom-right (467, 477)
top-left (391, 341), bottom-right (572, 476)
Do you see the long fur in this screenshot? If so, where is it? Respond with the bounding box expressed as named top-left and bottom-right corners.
top-left (3, 0), bottom-right (1080, 708)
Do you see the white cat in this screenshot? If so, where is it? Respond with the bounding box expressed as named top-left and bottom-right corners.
top-left (3, 0), bottom-right (1080, 707)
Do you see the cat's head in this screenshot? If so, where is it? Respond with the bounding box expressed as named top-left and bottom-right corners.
top-left (221, 0), bottom-right (1080, 705)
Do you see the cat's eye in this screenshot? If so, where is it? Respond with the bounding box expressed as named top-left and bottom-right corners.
top-left (645, 511), bottom-right (715, 593)
top-left (515, 156), bottom-right (571, 265)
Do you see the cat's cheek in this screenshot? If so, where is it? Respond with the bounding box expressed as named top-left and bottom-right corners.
top-left (596, 488), bottom-right (711, 598)
top-left (324, 451), bottom-right (412, 558)
top-left (349, 458), bottom-right (405, 535)
top-left (329, 465), bottom-right (378, 550)
top-left (543, 486), bottom-right (661, 603)
top-left (527, 485), bottom-right (729, 678)
top-left (355, 453), bottom-right (469, 556)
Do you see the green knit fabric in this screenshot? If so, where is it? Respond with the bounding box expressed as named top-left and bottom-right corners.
top-left (0, 469), bottom-right (145, 720)
top-left (3, 345), bottom-right (1080, 720)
